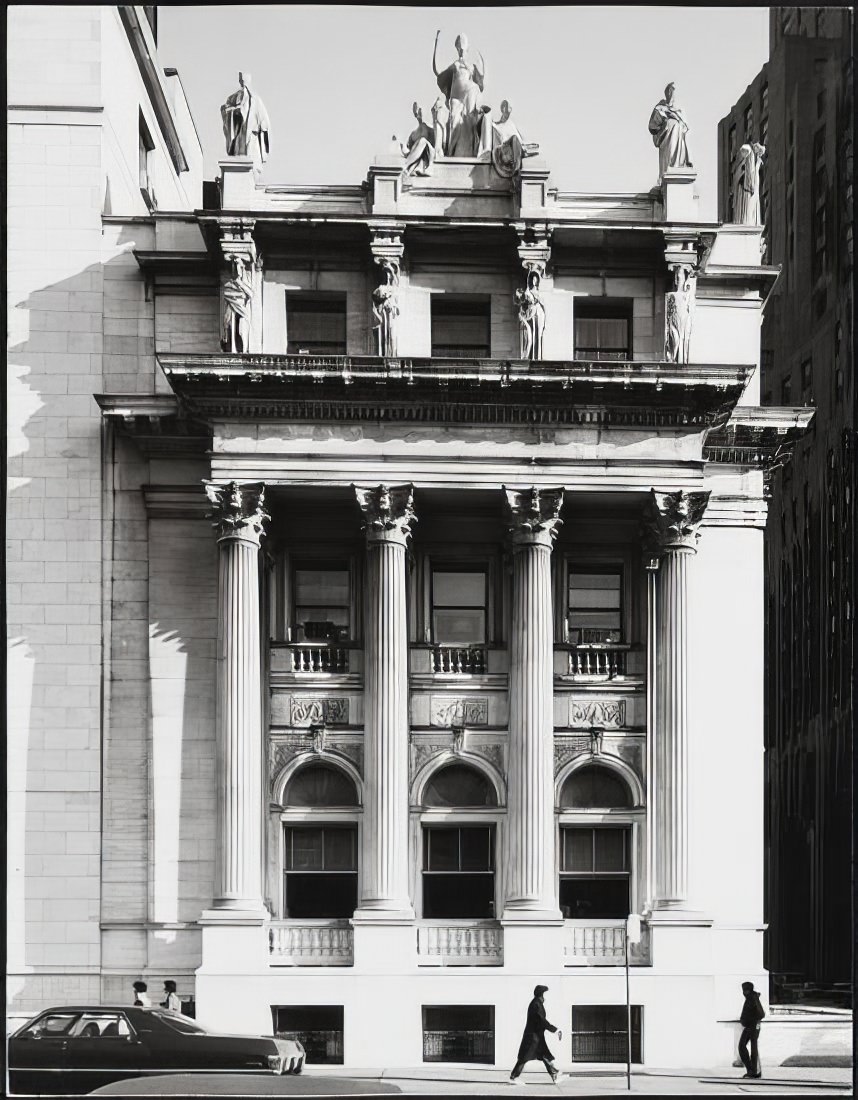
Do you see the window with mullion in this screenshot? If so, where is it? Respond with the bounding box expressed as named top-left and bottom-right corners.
top-left (283, 825), bottom-right (357, 918)
top-left (573, 301), bottom-right (632, 361)
top-left (567, 566), bottom-right (623, 644)
top-left (293, 559), bottom-right (351, 642)
top-left (422, 825), bottom-right (495, 919)
top-left (431, 566), bottom-right (488, 646)
top-left (559, 826), bottom-right (631, 919)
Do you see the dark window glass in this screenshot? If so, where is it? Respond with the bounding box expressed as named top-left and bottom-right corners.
top-left (574, 300), bottom-right (632, 361)
top-left (781, 377), bottom-right (793, 404)
top-left (431, 296), bottom-right (491, 358)
top-left (571, 1006), bottom-right (642, 1063)
top-left (283, 826), bottom-right (357, 918)
top-left (293, 561), bottom-right (350, 641)
top-left (273, 1006), bottom-right (344, 1065)
top-left (422, 826), bottom-right (495, 918)
top-left (567, 567), bottom-right (622, 643)
top-left (801, 358), bottom-right (813, 395)
top-left (431, 567), bottom-right (487, 644)
top-left (284, 765), bottom-right (358, 807)
top-left (23, 1013), bottom-right (81, 1038)
top-left (561, 766), bottom-right (632, 809)
top-left (286, 294), bottom-right (347, 354)
top-left (424, 764), bottom-right (497, 807)
top-left (761, 83), bottom-right (769, 114)
top-left (138, 113), bottom-right (155, 206)
top-left (560, 827), bottom-right (631, 918)
top-left (743, 104), bottom-right (754, 138)
top-left (423, 1006), bottom-right (494, 1064)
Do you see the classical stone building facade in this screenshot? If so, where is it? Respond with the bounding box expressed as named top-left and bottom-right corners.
top-left (8, 3), bottom-right (812, 1070)
top-left (718, 7), bottom-right (854, 1003)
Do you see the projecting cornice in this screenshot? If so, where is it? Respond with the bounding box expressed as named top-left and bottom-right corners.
top-left (703, 406), bottom-right (815, 467)
top-left (155, 353), bottom-right (751, 432)
top-left (94, 393), bottom-right (211, 456)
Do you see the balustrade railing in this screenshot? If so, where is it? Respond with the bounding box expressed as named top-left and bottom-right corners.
top-left (567, 644), bottom-right (628, 679)
top-left (563, 920), bottom-right (651, 965)
top-left (432, 646), bottom-right (487, 675)
top-left (287, 646), bottom-right (349, 674)
top-left (417, 923), bottom-right (503, 965)
top-left (268, 922), bottom-right (353, 966)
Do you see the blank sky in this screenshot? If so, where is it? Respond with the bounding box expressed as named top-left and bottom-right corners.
top-left (159, 5), bottom-right (769, 220)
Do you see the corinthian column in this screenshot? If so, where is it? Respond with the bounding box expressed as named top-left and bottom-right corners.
top-left (502, 486), bottom-right (564, 921)
top-left (353, 484), bottom-right (416, 920)
top-left (205, 481), bottom-right (269, 916)
top-left (647, 488), bottom-right (709, 909)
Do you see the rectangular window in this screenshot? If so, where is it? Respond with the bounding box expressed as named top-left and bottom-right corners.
top-left (293, 560), bottom-right (350, 642)
top-left (283, 826), bottom-right (357, 918)
top-left (422, 826), bottom-right (495, 919)
top-left (729, 124), bottom-right (736, 160)
top-left (423, 1006), bottom-right (494, 1064)
top-left (431, 566), bottom-right (487, 645)
top-left (743, 103), bottom-right (754, 139)
top-left (571, 1006), bottom-right (642, 1064)
top-left (286, 293), bottom-right (347, 355)
top-left (273, 1006), bottom-right (343, 1065)
top-left (138, 113), bottom-right (155, 210)
top-left (560, 826), bottom-right (631, 919)
top-left (817, 89), bottom-right (827, 117)
top-left (567, 566), bottom-right (623, 644)
top-left (781, 377), bottom-right (793, 404)
top-left (431, 296), bottom-right (491, 358)
top-left (573, 300), bottom-right (632, 361)
top-left (812, 128), bottom-right (827, 281)
top-left (760, 116), bottom-right (769, 148)
top-left (761, 83), bottom-right (769, 114)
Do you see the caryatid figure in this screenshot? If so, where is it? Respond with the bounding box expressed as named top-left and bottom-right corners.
top-left (221, 72), bottom-right (270, 173)
top-left (648, 82), bottom-right (692, 178)
top-left (221, 256), bottom-right (253, 353)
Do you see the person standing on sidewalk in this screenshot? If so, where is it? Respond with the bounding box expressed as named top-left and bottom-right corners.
top-left (509, 984), bottom-right (564, 1084)
top-left (738, 980), bottom-right (765, 1079)
top-left (132, 980), bottom-right (151, 1007)
top-left (161, 980), bottom-right (182, 1013)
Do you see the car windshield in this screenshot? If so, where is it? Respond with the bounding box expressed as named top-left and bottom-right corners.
top-left (153, 1012), bottom-right (208, 1035)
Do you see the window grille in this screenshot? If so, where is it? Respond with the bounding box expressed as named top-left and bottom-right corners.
top-left (570, 1006), bottom-right (642, 1063)
top-left (273, 1006), bottom-right (344, 1065)
top-left (422, 1006), bottom-right (494, 1064)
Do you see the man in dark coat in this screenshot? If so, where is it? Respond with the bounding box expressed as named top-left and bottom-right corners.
top-left (738, 981), bottom-right (765, 1078)
top-left (509, 984), bottom-right (563, 1084)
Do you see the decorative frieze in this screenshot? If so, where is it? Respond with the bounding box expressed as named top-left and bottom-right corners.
top-left (554, 736), bottom-right (591, 772)
top-left (430, 696), bottom-right (489, 727)
top-left (289, 696), bottom-right (350, 727)
top-left (569, 699), bottom-right (626, 730)
top-left (269, 736), bottom-right (364, 789)
top-left (409, 736), bottom-right (504, 780)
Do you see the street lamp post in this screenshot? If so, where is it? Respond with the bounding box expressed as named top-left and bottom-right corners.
top-left (625, 913), bottom-right (642, 1090)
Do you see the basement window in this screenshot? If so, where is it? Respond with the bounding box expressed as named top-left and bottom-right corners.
top-left (273, 1006), bottom-right (343, 1065)
top-left (571, 1005), bottom-right (642, 1063)
top-left (423, 1005), bottom-right (494, 1064)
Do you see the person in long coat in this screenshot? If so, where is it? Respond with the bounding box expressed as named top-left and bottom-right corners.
top-left (738, 981), bottom-right (765, 1078)
top-left (509, 984), bottom-right (563, 1084)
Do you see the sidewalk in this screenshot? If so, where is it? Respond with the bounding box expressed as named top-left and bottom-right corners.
top-left (303, 1064), bottom-right (854, 1096)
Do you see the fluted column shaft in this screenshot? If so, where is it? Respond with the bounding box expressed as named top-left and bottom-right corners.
top-left (354, 484), bottom-right (415, 919)
top-left (648, 488), bottom-right (709, 911)
top-left (206, 482), bottom-right (269, 915)
top-left (503, 487), bottom-right (563, 920)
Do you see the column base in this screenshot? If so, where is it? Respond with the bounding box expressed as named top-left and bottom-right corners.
top-left (200, 904), bottom-right (268, 925)
top-left (351, 906), bottom-right (415, 924)
top-left (501, 907), bottom-right (564, 924)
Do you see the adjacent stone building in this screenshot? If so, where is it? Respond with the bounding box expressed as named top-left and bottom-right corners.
top-left (8, 3), bottom-right (812, 1069)
top-left (718, 6), bottom-right (854, 1004)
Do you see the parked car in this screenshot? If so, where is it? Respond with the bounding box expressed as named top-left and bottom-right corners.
top-left (7, 1006), bottom-right (304, 1094)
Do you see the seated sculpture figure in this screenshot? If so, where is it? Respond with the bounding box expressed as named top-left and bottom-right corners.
top-left (433, 30), bottom-right (491, 158)
top-left (397, 103), bottom-right (436, 177)
top-left (648, 82), bottom-right (692, 178)
top-left (490, 101), bottom-right (539, 178)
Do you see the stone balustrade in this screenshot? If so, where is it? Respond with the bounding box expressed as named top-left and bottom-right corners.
top-left (431, 645), bottom-right (487, 675)
top-left (287, 645), bottom-right (350, 674)
top-left (268, 922), bottom-right (354, 966)
top-left (563, 920), bottom-right (651, 966)
top-left (567, 644), bottom-right (629, 679)
top-left (417, 922), bottom-right (503, 966)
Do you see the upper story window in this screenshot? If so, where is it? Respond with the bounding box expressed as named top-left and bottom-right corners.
top-left (743, 103), bottom-right (754, 139)
top-left (761, 83), bottom-right (769, 115)
top-left (283, 824), bottom-right (357, 918)
top-left (138, 112), bottom-right (156, 211)
top-left (293, 560), bottom-right (351, 643)
top-left (286, 293), bottom-right (347, 355)
top-left (801, 357), bottom-right (813, 401)
top-left (559, 825), bottom-right (632, 919)
top-left (573, 300), bottom-right (632, 362)
top-left (431, 296), bottom-right (491, 358)
top-left (566, 566), bottom-right (623, 644)
top-left (431, 566), bottom-right (488, 645)
top-left (424, 764), bottom-right (498, 808)
top-left (781, 376), bottom-right (793, 404)
top-left (422, 825), bottom-right (495, 919)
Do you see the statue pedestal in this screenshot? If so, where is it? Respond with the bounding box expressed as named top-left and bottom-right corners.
top-left (662, 168), bottom-right (698, 223)
top-left (518, 160), bottom-right (551, 215)
top-left (219, 157), bottom-right (257, 209)
top-left (368, 157), bottom-right (403, 215)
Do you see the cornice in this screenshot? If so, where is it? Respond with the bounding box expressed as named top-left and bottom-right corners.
top-left (95, 393), bottom-right (211, 457)
top-left (704, 406), bottom-right (815, 468)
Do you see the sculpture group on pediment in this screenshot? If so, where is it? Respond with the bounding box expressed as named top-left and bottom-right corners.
top-left (648, 82), bottom-right (692, 178)
top-left (733, 140), bottom-right (767, 225)
top-left (221, 72), bottom-right (270, 173)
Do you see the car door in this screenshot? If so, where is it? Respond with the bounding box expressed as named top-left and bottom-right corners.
top-left (8, 1011), bottom-right (80, 1095)
top-left (63, 1012), bottom-right (145, 1093)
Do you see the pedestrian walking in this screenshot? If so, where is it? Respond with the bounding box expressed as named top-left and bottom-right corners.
top-left (510, 984), bottom-right (564, 1084)
top-left (132, 980), bottom-right (151, 1007)
top-left (161, 980), bottom-right (182, 1013)
top-left (738, 980), bottom-right (765, 1079)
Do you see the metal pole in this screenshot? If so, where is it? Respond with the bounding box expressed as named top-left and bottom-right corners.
top-left (625, 917), bottom-right (632, 1090)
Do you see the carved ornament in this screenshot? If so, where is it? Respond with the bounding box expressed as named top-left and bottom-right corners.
top-left (430, 696), bottom-right (489, 727)
top-left (569, 699), bottom-right (626, 730)
top-left (647, 489), bottom-right (710, 552)
top-left (289, 696), bottom-right (350, 727)
top-left (554, 736), bottom-right (591, 772)
top-left (503, 486), bottom-right (564, 547)
top-left (205, 481), bottom-right (269, 544)
top-left (354, 483), bottom-right (416, 545)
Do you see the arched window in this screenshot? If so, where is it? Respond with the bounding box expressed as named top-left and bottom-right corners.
top-left (284, 763), bottom-right (358, 807)
top-left (424, 763), bottom-right (497, 807)
top-left (560, 765), bottom-right (632, 809)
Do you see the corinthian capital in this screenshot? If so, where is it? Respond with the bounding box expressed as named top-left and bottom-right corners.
top-left (503, 486), bottom-right (564, 547)
top-left (354, 483), bottom-right (416, 545)
top-left (647, 489), bottom-right (710, 552)
top-left (205, 481), bottom-right (269, 544)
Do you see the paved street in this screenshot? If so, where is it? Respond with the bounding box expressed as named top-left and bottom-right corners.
top-left (90, 1064), bottom-right (853, 1097)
